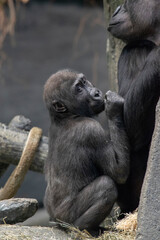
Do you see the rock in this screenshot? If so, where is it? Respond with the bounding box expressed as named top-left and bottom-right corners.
top-left (0, 198), bottom-right (38, 224)
top-left (136, 100), bottom-right (160, 240)
top-left (0, 225), bottom-right (71, 240)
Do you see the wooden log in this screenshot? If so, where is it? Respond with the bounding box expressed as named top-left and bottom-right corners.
top-left (0, 116), bottom-right (32, 178)
top-left (0, 116), bottom-right (48, 173)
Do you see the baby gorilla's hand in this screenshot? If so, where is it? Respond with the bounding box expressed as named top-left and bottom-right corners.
top-left (105, 91), bottom-right (124, 118)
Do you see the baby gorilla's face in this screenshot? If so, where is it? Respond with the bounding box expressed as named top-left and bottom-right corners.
top-left (44, 70), bottom-right (105, 118)
top-left (70, 73), bottom-right (105, 117)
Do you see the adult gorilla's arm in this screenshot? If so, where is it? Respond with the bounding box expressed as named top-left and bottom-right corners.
top-left (123, 47), bottom-right (160, 150)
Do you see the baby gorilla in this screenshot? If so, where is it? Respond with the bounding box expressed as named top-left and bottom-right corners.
top-left (43, 69), bottom-right (129, 232)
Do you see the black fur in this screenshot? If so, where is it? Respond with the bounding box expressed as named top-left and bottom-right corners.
top-left (108, 0), bottom-right (160, 213)
top-left (43, 69), bottom-right (129, 230)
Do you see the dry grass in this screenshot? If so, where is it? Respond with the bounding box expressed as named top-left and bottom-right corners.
top-left (68, 225), bottom-right (136, 240)
top-left (55, 216), bottom-right (137, 240)
top-left (68, 210), bottom-right (137, 240)
top-left (116, 210), bottom-right (137, 232)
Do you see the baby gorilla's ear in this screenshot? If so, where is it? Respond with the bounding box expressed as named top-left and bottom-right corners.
top-left (52, 100), bottom-right (67, 113)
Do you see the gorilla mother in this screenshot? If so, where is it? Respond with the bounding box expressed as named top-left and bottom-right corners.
top-left (108, 0), bottom-right (160, 213)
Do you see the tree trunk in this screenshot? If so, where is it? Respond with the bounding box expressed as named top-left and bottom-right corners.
top-left (103, 0), bottom-right (124, 91)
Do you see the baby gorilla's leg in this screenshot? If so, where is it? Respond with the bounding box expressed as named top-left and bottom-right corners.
top-left (52, 176), bottom-right (117, 231)
top-left (71, 176), bottom-right (117, 230)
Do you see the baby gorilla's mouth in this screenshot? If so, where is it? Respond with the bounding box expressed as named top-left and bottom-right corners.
top-left (92, 99), bottom-right (105, 114)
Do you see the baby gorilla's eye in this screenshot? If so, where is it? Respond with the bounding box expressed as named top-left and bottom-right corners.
top-left (75, 76), bottom-right (86, 93)
top-left (76, 85), bottom-right (83, 93)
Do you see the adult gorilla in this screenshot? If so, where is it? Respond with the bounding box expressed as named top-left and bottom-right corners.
top-left (108, 0), bottom-right (160, 213)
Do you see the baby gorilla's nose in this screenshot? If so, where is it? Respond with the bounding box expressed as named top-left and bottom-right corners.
top-left (94, 89), bottom-right (101, 97)
top-left (91, 88), bottom-right (102, 100)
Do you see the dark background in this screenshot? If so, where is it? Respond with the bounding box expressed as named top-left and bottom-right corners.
top-left (0, 0), bottom-right (108, 206)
